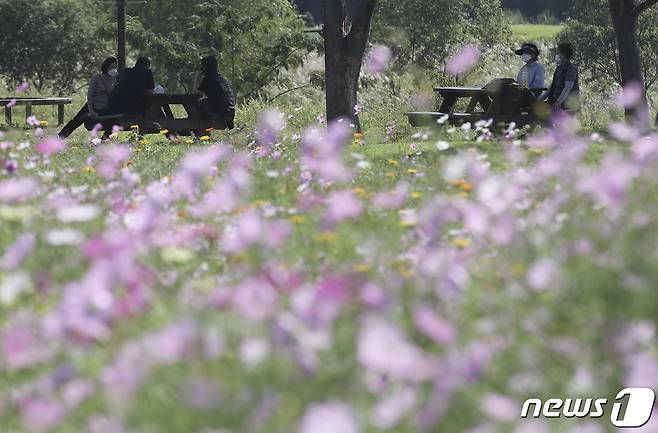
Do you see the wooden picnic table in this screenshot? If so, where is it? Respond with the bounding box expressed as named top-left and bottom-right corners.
top-left (0, 97), bottom-right (72, 126)
top-left (406, 85), bottom-right (547, 128)
top-left (89, 93), bottom-right (234, 135)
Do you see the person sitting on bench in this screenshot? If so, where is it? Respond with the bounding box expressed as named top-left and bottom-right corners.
top-left (195, 55), bottom-right (235, 127)
top-left (539, 43), bottom-right (581, 114)
top-left (107, 56), bottom-right (155, 116)
top-left (58, 57), bottom-right (118, 138)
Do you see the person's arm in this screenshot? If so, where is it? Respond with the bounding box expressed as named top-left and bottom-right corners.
top-left (87, 75), bottom-right (98, 115)
top-left (534, 66), bottom-right (545, 89)
top-left (554, 81), bottom-right (574, 107)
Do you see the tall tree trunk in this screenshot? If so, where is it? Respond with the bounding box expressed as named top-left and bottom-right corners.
top-left (608, 0), bottom-right (648, 120)
top-left (323, 0), bottom-right (376, 131)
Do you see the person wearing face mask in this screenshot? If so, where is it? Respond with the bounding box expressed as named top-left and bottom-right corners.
top-left (515, 43), bottom-right (545, 89)
top-left (58, 57), bottom-right (118, 138)
top-left (539, 42), bottom-right (581, 113)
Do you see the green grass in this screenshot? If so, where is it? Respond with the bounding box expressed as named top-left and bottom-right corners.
top-left (511, 24), bottom-right (563, 41)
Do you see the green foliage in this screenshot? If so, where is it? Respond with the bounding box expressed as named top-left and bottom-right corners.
top-left (126, 0), bottom-right (317, 97)
top-left (371, 0), bottom-right (510, 70)
top-left (511, 24), bottom-right (563, 42)
top-left (0, 0), bottom-right (107, 94)
top-left (558, 0), bottom-right (658, 91)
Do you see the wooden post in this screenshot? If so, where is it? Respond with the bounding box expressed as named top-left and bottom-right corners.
top-left (118, 0), bottom-right (127, 70)
top-left (5, 107), bottom-right (11, 125)
top-left (58, 104), bottom-right (66, 126)
top-left (25, 103), bottom-right (32, 122)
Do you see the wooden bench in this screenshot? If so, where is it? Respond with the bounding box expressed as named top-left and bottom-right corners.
top-left (86, 93), bottom-right (234, 135)
top-left (0, 97), bottom-right (72, 126)
top-left (406, 85), bottom-right (547, 128)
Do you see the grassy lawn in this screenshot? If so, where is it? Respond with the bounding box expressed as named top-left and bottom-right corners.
top-left (511, 24), bottom-right (563, 41)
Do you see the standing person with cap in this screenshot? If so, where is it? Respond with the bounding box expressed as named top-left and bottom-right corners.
top-left (515, 43), bottom-right (545, 89)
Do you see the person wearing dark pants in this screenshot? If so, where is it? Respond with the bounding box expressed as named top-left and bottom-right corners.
top-left (195, 55), bottom-right (235, 129)
top-left (58, 57), bottom-right (118, 138)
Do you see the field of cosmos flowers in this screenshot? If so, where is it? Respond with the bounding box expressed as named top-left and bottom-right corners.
top-left (2, 46), bottom-right (658, 433)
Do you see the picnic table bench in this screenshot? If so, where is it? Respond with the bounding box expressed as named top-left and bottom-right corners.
top-left (88, 93), bottom-right (234, 136)
top-left (406, 84), bottom-right (547, 128)
top-left (0, 97), bottom-right (72, 126)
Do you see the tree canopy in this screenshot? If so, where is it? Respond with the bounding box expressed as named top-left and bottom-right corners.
top-left (0, 0), bottom-right (106, 94)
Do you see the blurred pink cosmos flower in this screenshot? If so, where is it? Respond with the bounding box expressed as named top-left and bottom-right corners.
top-left (3, 316), bottom-right (52, 370)
top-left (36, 136), bottom-right (66, 156)
top-left (480, 393), bottom-right (518, 421)
top-left (16, 81), bottom-right (29, 94)
top-left (373, 182), bottom-right (409, 210)
top-left (615, 81), bottom-right (644, 108)
top-left (526, 258), bottom-right (558, 290)
top-left (6, 98), bottom-right (17, 108)
top-left (173, 145), bottom-right (228, 198)
top-left (366, 44), bottom-right (393, 74)
top-left (258, 109), bottom-right (286, 155)
top-left (21, 397), bottom-right (65, 433)
top-left (413, 306), bottom-right (456, 345)
top-left (2, 233), bottom-right (36, 270)
top-left (0, 177), bottom-right (39, 203)
top-left (358, 315), bottom-right (437, 381)
top-left (299, 401), bottom-right (359, 433)
top-left (445, 44), bottom-right (481, 75)
top-left (324, 190), bottom-right (363, 223)
top-left (301, 121), bottom-right (353, 183)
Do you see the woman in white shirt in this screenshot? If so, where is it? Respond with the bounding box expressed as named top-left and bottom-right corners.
top-left (59, 57), bottom-right (118, 138)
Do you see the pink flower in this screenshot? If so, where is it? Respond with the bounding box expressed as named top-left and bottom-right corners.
top-left (373, 182), bottom-right (409, 210)
top-left (258, 109), bottom-right (286, 155)
top-left (480, 393), bottom-right (518, 421)
top-left (615, 81), bottom-right (644, 108)
top-left (413, 306), bottom-right (455, 345)
top-left (2, 233), bottom-right (36, 270)
top-left (366, 44), bottom-right (393, 74)
top-left (0, 177), bottom-right (39, 203)
top-left (3, 317), bottom-right (52, 370)
top-left (16, 81), bottom-right (29, 94)
top-left (526, 258), bottom-right (558, 290)
top-left (445, 44), bottom-right (481, 75)
top-left (324, 190), bottom-right (363, 223)
top-left (21, 397), bottom-right (65, 433)
top-left (299, 402), bottom-right (360, 433)
top-left (36, 136), bottom-right (66, 156)
top-left (358, 316), bottom-right (437, 381)
top-left (6, 98), bottom-right (17, 108)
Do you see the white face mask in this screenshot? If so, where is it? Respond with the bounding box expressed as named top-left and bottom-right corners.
top-left (108, 69), bottom-right (118, 77)
top-left (521, 53), bottom-right (532, 63)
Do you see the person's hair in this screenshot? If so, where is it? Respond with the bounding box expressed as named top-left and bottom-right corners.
top-left (135, 56), bottom-right (151, 68)
top-left (558, 43), bottom-right (574, 60)
top-left (201, 55), bottom-right (218, 74)
top-left (101, 57), bottom-right (117, 74)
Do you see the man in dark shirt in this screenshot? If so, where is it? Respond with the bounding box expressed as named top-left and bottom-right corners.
top-left (196, 55), bottom-right (235, 124)
top-left (108, 57), bottom-right (155, 115)
top-left (539, 43), bottom-right (581, 113)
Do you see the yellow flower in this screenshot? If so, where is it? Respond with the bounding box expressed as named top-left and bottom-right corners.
top-left (385, 171), bottom-right (396, 178)
top-left (314, 231), bottom-right (337, 242)
top-left (252, 200), bottom-right (269, 208)
top-left (39, 120), bottom-right (48, 127)
top-left (449, 179), bottom-right (473, 192)
top-left (159, 129), bottom-right (169, 135)
top-left (407, 168), bottom-right (418, 175)
top-left (387, 159), bottom-right (398, 166)
top-left (199, 135), bottom-right (210, 141)
top-left (290, 215), bottom-right (305, 225)
top-left (138, 139), bottom-right (147, 145)
top-left (354, 263), bottom-right (371, 273)
top-left (452, 237), bottom-right (472, 249)
top-left (130, 124), bottom-right (139, 130)
top-left (352, 187), bottom-right (367, 198)
top-left (410, 191), bottom-right (422, 199)
top-left (82, 166), bottom-right (96, 173)
top-left (185, 139), bottom-right (194, 144)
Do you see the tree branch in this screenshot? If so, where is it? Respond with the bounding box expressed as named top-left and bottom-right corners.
top-left (633, 0), bottom-right (658, 17)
